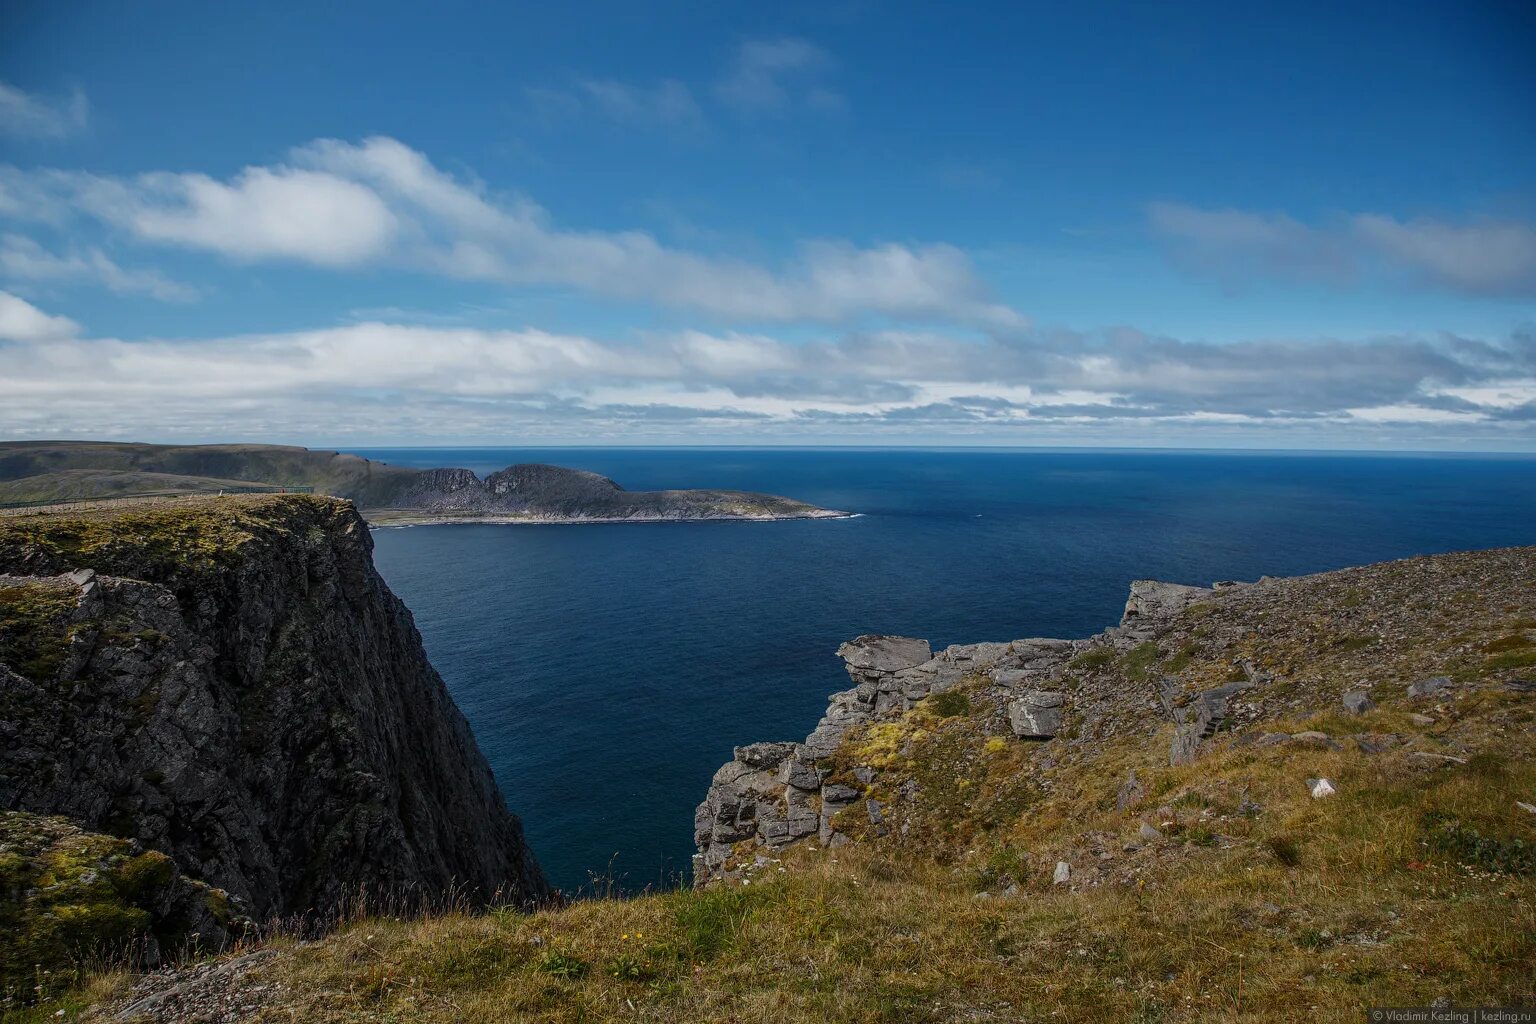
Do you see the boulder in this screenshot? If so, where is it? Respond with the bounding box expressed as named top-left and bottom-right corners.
top-left (836, 635), bottom-right (933, 674)
top-left (1169, 723), bottom-right (1204, 765)
top-left (735, 742), bottom-right (797, 770)
top-left (1306, 778), bottom-right (1336, 799)
top-left (1342, 690), bottom-right (1375, 714)
top-left (780, 756), bottom-right (823, 791)
top-left (1008, 690), bottom-right (1065, 739)
top-left (1121, 580), bottom-right (1216, 628)
top-left (1052, 861), bottom-right (1072, 884)
top-left (1407, 676), bottom-right (1452, 699)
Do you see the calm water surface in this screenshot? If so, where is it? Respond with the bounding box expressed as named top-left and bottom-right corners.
top-left (346, 448), bottom-right (1536, 894)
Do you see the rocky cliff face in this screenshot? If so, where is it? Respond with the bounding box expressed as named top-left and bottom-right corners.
top-left (0, 495), bottom-right (547, 921)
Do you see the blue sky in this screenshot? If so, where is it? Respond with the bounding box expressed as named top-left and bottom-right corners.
top-left (1, 1), bottom-right (1534, 448)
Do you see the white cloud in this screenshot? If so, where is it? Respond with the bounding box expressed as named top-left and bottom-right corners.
top-left (0, 81), bottom-right (88, 139)
top-left (0, 290), bottom-right (79, 343)
top-left (69, 165), bottom-right (399, 266)
top-left (1, 136), bottom-right (1017, 326)
top-left (714, 38), bottom-right (843, 115)
top-left (0, 234), bottom-right (197, 301)
top-left (1149, 201), bottom-right (1536, 297)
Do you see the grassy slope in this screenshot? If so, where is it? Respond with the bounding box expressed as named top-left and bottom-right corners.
top-left (40, 547), bottom-right (1527, 1023)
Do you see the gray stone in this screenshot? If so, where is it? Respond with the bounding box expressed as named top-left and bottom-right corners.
top-left (1052, 860), bottom-right (1071, 884)
top-left (735, 742), bottom-right (797, 770)
top-left (1407, 676), bottom-right (1452, 699)
top-left (1008, 690), bottom-right (1065, 739)
top-left (866, 799), bottom-right (884, 826)
top-left (1121, 580), bottom-right (1215, 627)
top-left (821, 783), bottom-right (860, 803)
top-left (1168, 723), bottom-right (1204, 765)
top-left (1138, 822), bottom-right (1162, 841)
top-left (835, 635), bottom-right (933, 674)
top-left (780, 757), bottom-right (823, 791)
top-left (1342, 690), bottom-right (1375, 714)
top-left (1290, 731), bottom-right (1342, 750)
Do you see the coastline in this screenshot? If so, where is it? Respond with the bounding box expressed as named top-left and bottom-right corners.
top-left (362, 508), bottom-right (858, 527)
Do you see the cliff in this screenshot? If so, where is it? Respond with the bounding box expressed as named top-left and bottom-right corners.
top-left (0, 442), bottom-right (843, 523)
top-left (0, 496), bottom-right (547, 935)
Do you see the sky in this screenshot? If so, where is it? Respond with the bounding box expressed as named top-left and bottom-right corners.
top-left (1, 1), bottom-right (1534, 449)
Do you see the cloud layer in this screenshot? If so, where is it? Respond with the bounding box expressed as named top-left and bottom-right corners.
top-left (0, 234), bottom-right (196, 301)
top-left (2, 291), bottom-right (1531, 443)
top-left (1149, 202), bottom-right (1536, 297)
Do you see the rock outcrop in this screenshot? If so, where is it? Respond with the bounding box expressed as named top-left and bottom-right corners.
top-left (694, 632), bottom-right (1087, 883)
top-left (694, 576), bottom-right (1227, 884)
top-left (0, 495), bottom-right (548, 922)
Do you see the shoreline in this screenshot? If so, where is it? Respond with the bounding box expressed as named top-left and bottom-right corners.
top-left (362, 509), bottom-right (858, 528)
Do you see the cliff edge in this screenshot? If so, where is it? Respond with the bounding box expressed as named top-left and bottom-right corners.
top-left (0, 495), bottom-right (548, 931)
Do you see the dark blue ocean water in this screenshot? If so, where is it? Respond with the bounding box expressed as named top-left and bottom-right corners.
top-left (346, 448), bottom-right (1536, 894)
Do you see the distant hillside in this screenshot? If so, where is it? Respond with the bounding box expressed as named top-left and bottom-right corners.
top-left (0, 441), bottom-right (419, 508)
top-left (0, 442), bottom-right (842, 522)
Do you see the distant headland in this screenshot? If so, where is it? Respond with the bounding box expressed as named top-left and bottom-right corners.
top-left (0, 441), bottom-right (848, 524)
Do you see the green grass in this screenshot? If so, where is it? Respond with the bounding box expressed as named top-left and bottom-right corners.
top-left (1120, 641), bottom-right (1162, 682)
top-left (927, 689), bottom-right (972, 717)
top-left (0, 582), bottom-right (79, 683)
top-left (1069, 647), bottom-right (1115, 670)
top-left (0, 813), bottom-right (229, 1011)
top-left (1486, 648), bottom-right (1536, 671)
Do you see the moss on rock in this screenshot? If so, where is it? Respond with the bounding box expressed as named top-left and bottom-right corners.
top-left (0, 812), bottom-right (236, 1010)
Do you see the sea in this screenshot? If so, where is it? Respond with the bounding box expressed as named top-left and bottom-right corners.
top-left (345, 447), bottom-right (1536, 895)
